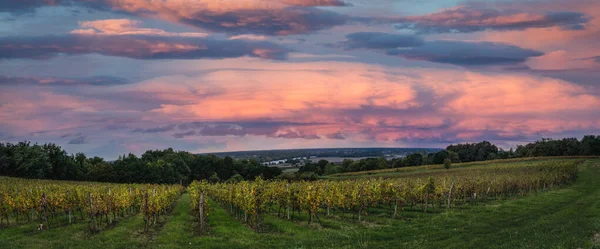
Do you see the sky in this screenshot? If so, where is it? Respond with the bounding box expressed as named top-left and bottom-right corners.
top-left (0, 0), bottom-right (599, 159)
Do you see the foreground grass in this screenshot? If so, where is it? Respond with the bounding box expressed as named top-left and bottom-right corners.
top-left (2, 159), bottom-right (599, 248)
top-left (0, 210), bottom-right (149, 248)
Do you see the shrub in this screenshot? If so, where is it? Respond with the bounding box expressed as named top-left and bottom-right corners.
top-left (443, 158), bottom-right (452, 170)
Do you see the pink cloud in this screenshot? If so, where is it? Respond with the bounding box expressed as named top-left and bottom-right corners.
top-left (468, 0), bottom-right (600, 70)
top-left (2, 59), bottom-right (599, 154)
top-left (94, 0), bottom-right (349, 35)
top-left (99, 59), bottom-right (599, 143)
top-left (0, 34), bottom-right (289, 60)
top-left (395, 4), bottom-right (589, 34)
top-left (228, 34), bottom-right (268, 41)
top-left (71, 19), bottom-right (208, 37)
top-left (525, 50), bottom-right (597, 70)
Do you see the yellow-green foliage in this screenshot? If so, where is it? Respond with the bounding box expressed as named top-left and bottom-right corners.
top-left (0, 177), bottom-right (183, 230)
top-left (188, 160), bottom-right (580, 224)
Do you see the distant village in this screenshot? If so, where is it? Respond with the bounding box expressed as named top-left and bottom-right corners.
top-left (261, 156), bottom-right (317, 166)
top-left (261, 154), bottom-right (411, 168)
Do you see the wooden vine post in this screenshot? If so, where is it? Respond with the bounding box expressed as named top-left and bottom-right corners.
top-left (143, 193), bottom-right (149, 232)
top-left (40, 193), bottom-right (47, 230)
top-left (286, 184), bottom-right (290, 220)
top-left (393, 185), bottom-right (402, 218)
top-left (153, 189), bottom-right (157, 226)
top-left (88, 192), bottom-right (98, 232)
top-left (108, 188), bottom-right (112, 224)
top-left (199, 192), bottom-right (205, 232)
top-left (447, 182), bottom-right (455, 209)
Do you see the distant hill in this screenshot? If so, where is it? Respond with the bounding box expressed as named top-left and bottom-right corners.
top-left (199, 147), bottom-right (442, 162)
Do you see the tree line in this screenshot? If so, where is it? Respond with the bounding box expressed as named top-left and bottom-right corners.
top-left (296, 135), bottom-right (600, 177)
top-left (1, 135), bottom-right (599, 183)
top-left (0, 142), bottom-right (281, 184)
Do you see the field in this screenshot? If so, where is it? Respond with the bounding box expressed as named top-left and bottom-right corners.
top-left (1, 158), bottom-right (600, 249)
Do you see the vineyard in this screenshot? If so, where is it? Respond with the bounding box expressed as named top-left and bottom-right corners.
top-left (188, 160), bottom-right (580, 229)
top-left (0, 177), bottom-right (184, 232)
top-left (1, 158), bottom-right (599, 249)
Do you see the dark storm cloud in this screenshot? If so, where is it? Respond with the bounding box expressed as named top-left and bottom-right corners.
top-left (386, 40), bottom-right (544, 66)
top-left (132, 125), bottom-right (177, 134)
top-left (0, 34), bottom-right (289, 60)
top-left (141, 124), bottom-right (177, 133)
top-left (178, 7), bottom-right (348, 36)
top-left (198, 125), bottom-right (248, 137)
top-left (1, 0), bottom-right (590, 36)
top-left (0, 0), bottom-right (351, 36)
top-left (0, 0), bottom-right (66, 13)
top-left (0, 75), bottom-right (129, 86)
top-left (397, 130), bottom-right (532, 146)
top-left (281, 0), bottom-right (351, 6)
top-left (273, 130), bottom-right (320, 139)
top-left (175, 123), bottom-right (249, 137)
top-left (170, 121), bottom-right (328, 139)
top-left (333, 32), bottom-right (425, 49)
top-left (510, 68), bottom-right (600, 87)
top-left (325, 132), bottom-right (345, 140)
top-left (394, 6), bottom-right (589, 34)
top-left (67, 135), bottom-right (86, 144)
top-left (172, 130), bottom-right (196, 139)
top-left (61, 132), bottom-right (82, 138)
top-left (329, 32), bottom-right (543, 66)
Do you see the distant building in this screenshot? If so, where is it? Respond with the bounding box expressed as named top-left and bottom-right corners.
top-left (262, 159), bottom-right (288, 166)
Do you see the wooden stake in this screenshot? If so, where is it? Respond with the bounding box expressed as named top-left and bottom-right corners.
top-left (199, 192), bottom-right (205, 232)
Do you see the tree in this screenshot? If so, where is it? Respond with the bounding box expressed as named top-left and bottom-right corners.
top-left (316, 160), bottom-right (330, 174)
top-left (432, 150), bottom-right (449, 164)
top-left (403, 153), bottom-right (423, 166)
top-left (218, 156), bottom-right (235, 180)
top-left (421, 150), bottom-right (430, 165)
top-left (208, 172), bottom-right (220, 183)
top-left (341, 159), bottom-right (354, 172)
top-left (88, 159), bottom-right (116, 182)
top-left (581, 135), bottom-right (600, 155)
top-left (226, 174), bottom-right (244, 183)
top-left (323, 163), bottom-right (341, 175)
top-left (443, 158), bottom-right (452, 170)
top-left (447, 151), bottom-right (460, 163)
top-left (43, 143), bottom-right (70, 179)
top-left (447, 141), bottom-right (498, 162)
top-left (298, 160), bottom-right (331, 175)
top-left (377, 156), bottom-right (389, 169)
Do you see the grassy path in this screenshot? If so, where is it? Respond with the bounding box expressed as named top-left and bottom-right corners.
top-left (2, 159), bottom-right (600, 248)
top-left (152, 193), bottom-right (263, 249)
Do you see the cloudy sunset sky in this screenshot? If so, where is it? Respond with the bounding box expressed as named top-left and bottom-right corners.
top-left (0, 0), bottom-right (599, 159)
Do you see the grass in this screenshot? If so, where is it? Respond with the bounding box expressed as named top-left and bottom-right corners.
top-left (325, 157), bottom-right (594, 180)
top-left (1, 158), bottom-right (599, 248)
